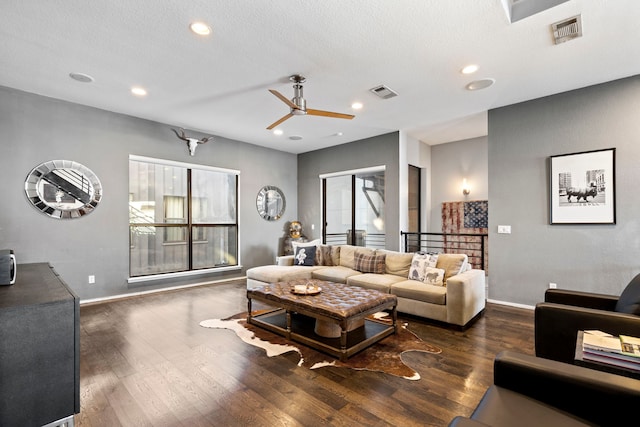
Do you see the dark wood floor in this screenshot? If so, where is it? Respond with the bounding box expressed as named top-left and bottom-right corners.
top-left (76, 280), bottom-right (534, 427)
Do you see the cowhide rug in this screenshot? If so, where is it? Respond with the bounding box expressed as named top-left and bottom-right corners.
top-left (200, 312), bottom-right (441, 380)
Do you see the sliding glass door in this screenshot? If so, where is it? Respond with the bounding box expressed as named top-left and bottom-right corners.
top-left (323, 168), bottom-right (385, 249)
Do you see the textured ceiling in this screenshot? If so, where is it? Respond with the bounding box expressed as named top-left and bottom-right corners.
top-left (1, 0), bottom-right (639, 154)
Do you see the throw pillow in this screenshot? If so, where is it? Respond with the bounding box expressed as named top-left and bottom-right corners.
top-left (423, 267), bottom-right (445, 287)
top-left (294, 245), bottom-right (316, 266)
top-left (615, 273), bottom-right (640, 315)
top-left (339, 246), bottom-right (374, 269)
top-left (354, 252), bottom-right (386, 274)
top-left (314, 245), bottom-right (335, 266)
top-left (424, 253), bottom-right (439, 268)
top-left (330, 245), bottom-right (341, 266)
top-left (408, 253), bottom-right (431, 281)
top-left (436, 254), bottom-right (469, 282)
top-left (291, 238), bottom-right (321, 254)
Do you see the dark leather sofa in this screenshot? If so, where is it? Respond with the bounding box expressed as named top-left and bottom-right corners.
top-left (448, 350), bottom-right (640, 427)
top-left (535, 275), bottom-right (640, 363)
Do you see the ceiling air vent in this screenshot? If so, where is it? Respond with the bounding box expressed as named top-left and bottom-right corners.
top-left (551, 15), bottom-right (582, 44)
top-left (370, 85), bottom-right (398, 99)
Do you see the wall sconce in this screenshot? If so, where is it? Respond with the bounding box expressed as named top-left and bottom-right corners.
top-left (462, 178), bottom-right (471, 196)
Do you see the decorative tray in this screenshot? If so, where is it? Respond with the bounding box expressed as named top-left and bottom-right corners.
top-left (291, 285), bottom-right (322, 295)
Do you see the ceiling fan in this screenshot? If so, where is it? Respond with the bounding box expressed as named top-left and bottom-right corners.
top-left (267, 75), bottom-right (355, 130)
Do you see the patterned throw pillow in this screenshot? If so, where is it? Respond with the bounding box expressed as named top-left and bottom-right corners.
top-left (408, 253), bottom-right (437, 281)
top-left (422, 252), bottom-right (438, 267)
top-left (354, 252), bottom-right (386, 274)
top-left (294, 245), bottom-right (316, 266)
top-left (314, 245), bottom-right (335, 266)
top-left (423, 267), bottom-right (445, 286)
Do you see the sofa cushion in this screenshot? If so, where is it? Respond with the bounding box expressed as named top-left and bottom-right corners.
top-left (347, 273), bottom-right (405, 293)
top-left (436, 254), bottom-right (468, 282)
top-left (312, 266), bottom-right (362, 283)
top-left (391, 280), bottom-right (447, 305)
top-left (354, 252), bottom-right (386, 274)
top-left (615, 273), bottom-right (640, 315)
top-left (294, 245), bottom-right (316, 266)
top-left (247, 265), bottom-right (318, 283)
top-left (339, 245), bottom-right (357, 269)
top-left (423, 267), bottom-right (445, 286)
top-left (378, 250), bottom-right (413, 277)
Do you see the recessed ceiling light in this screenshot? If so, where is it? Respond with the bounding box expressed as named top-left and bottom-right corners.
top-left (190, 22), bottom-right (211, 36)
top-left (465, 78), bottom-right (495, 91)
top-left (69, 72), bottom-right (94, 83)
top-left (273, 129), bottom-right (283, 136)
top-left (131, 86), bottom-right (148, 97)
top-left (289, 135), bottom-right (303, 141)
top-left (461, 64), bottom-right (479, 75)
top-left (335, 132), bottom-right (343, 137)
top-left (351, 102), bottom-right (363, 110)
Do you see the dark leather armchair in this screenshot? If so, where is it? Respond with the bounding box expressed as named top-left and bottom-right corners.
top-left (535, 274), bottom-right (640, 363)
top-left (448, 350), bottom-right (640, 427)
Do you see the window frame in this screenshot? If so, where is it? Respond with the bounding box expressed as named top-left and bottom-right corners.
top-left (320, 165), bottom-right (386, 249)
top-left (128, 155), bottom-right (241, 283)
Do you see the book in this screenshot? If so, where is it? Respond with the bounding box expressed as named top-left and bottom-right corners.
top-left (582, 330), bottom-right (624, 354)
top-left (620, 335), bottom-right (640, 358)
top-left (582, 349), bottom-right (640, 372)
top-left (581, 330), bottom-right (640, 371)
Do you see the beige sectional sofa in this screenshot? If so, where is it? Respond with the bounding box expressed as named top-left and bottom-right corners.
top-left (246, 244), bottom-right (486, 328)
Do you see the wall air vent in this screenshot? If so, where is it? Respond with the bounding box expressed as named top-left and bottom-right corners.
top-left (370, 85), bottom-right (398, 99)
top-left (551, 15), bottom-right (582, 44)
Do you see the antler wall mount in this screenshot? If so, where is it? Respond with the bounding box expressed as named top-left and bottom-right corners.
top-left (171, 127), bottom-right (214, 156)
top-left (267, 75), bottom-right (355, 130)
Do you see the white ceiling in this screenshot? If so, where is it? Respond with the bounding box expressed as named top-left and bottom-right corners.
top-left (1, 0), bottom-right (639, 154)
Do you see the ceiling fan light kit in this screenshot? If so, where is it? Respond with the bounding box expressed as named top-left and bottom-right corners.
top-left (267, 75), bottom-right (355, 130)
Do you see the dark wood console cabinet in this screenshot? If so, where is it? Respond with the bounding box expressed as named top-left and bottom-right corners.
top-left (0, 263), bottom-right (80, 426)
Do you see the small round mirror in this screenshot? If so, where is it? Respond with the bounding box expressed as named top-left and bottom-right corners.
top-left (256, 185), bottom-right (285, 221)
top-left (25, 160), bottom-right (102, 219)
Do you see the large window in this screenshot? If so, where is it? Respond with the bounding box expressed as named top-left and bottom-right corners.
top-left (129, 156), bottom-right (239, 278)
top-left (322, 167), bottom-right (385, 249)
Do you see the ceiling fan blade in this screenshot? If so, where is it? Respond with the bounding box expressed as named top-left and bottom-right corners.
top-left (269, 89), bottom-right (299, 110)
top-left (266, 113), bottom-right (293, 130)
top-left (306, 109), bottom-right (355, 120)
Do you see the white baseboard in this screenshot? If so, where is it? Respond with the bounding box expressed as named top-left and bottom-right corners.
top-left (487, 298), bottom-right (535, 310)
top-left (80, 276), bottom-right (247, 305)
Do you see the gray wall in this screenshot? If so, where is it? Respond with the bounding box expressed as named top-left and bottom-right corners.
top-left (489, 75), bottom-right (640, 306)
top-left (430, 136), bottom-right (489, 232)
top-left (0, 86), bottom-right (297, 300)
top-left (297, 132), bottom-right (401, 250)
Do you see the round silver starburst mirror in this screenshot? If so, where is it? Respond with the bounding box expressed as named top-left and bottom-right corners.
top-left (24, 160), bottom-right (102, 219)
top-left (256, 185), bottom-right (285, 221)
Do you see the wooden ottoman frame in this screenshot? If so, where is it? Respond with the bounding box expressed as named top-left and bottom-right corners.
top-left (247, 279), bottom-right (397, 361)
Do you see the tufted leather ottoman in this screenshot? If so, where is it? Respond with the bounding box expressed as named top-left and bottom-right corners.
top-left (247, 279), bottom-right (397, 361)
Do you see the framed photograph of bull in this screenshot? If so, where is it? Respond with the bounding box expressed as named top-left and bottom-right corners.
top-left (549, 148), bottom-right (616, 224)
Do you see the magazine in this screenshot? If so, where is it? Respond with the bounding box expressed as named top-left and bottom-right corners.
top-left (620, 335), bottom-right (640, 358)
top-left (582, 349), bottom-right (640, 371)
top-left (582, 330), bottom-right (623, 353)
top-left (581, 330), bottom-right (640, 371)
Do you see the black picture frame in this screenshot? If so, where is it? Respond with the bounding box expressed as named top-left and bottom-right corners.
top-left (549, 148), bottom-right (616, 224)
